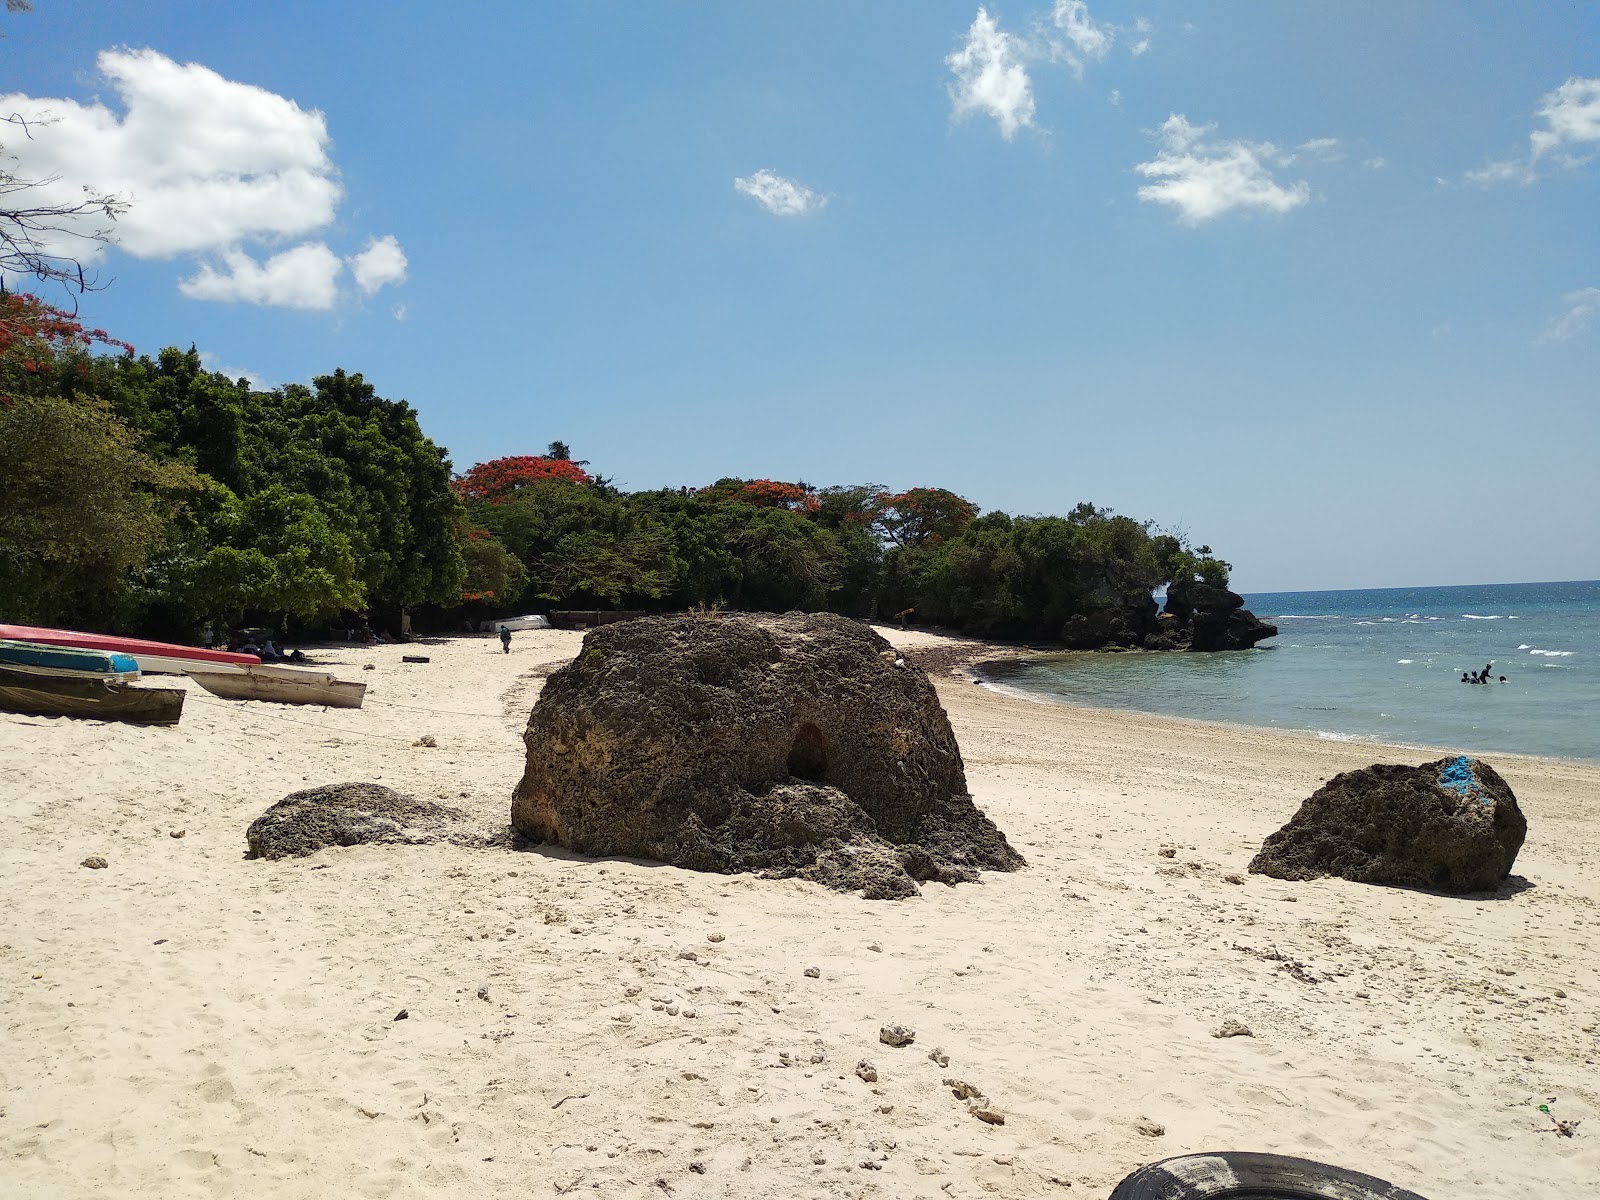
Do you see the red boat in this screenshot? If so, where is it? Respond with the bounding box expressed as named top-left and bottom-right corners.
top-left (0, 625), bottom-right (260, 676)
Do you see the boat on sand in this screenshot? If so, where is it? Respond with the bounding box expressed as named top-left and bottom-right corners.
top-left (0, 639), bottom-right (142, 681)
top-left (187, 663), bottom-right (367, 709)
top-left (0, 638), bottom-right (184, 724)
top-left (0, 624), bottom-right (259, 676)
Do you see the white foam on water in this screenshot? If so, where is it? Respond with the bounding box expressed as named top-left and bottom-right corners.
top-left (1529, 649), bottom-right (1574, 657)
top-left (1462, 614), bottom-right (1503, 619)
top-left (1271, 615), bottom-right (1334, 620)
top-left (1397, 659), bottom-right (1413, 664)
top-left (1315, 730), bottom-right (1362, 742)
top-left (1518, 644), bottom-right (1532, 650)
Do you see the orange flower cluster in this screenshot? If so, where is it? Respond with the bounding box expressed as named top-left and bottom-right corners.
top-left (454, 455), bottom-right (593, 503)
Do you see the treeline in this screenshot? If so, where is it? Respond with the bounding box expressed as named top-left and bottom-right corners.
top-left (1, 295), bottom-right (461, 637)
top-left (0, 293), bottom-right (1230, 641)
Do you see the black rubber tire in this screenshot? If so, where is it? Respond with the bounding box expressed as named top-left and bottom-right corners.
top-left (1108, 1152), bottom-right (1431, 1200)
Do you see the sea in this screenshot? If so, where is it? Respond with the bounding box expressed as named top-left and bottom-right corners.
top-left (983, 580), bottom-right (1600, 763)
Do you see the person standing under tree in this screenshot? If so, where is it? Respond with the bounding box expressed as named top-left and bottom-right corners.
top-left (499, 625), bottom-right (512, 654)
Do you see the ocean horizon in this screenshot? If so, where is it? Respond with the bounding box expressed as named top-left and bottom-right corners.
top-left (983, 579), bottom-right (1600, 763)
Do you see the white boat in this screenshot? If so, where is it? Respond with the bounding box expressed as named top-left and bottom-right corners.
top-left (186, 663), bottom-right (367, 709)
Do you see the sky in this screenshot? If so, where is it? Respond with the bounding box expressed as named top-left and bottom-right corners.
top-left (2, 1), bottom-right (1596, 593)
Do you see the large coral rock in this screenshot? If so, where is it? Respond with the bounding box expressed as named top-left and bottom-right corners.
top-left (1163, 581), bottom-right (1277, 651)
top-left (1249, 756), bottom-right (1526, 893)
top-left (246, 782), bottom-right (480, 860)
top-left (511, 612), bottom-right (1024, 899)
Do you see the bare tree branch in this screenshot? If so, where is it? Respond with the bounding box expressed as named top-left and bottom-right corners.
top-left (1, 112), bottom-right (129, 305)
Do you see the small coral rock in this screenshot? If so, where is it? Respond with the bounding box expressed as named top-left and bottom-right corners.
top-left (1249, 756), bottom-right (1526, 893)
top-left (245, 782), bottom-right (478, 860)
top-left (855, 1059), bottom-right (878, 1083)
top-left (80, 856), bottom-right (108, 870)
top-left (879, 1023), bottom-right (915, 1047)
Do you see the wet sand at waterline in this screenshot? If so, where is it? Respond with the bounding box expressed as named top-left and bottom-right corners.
top-left (1, 627), bottom-right (1595, 1198)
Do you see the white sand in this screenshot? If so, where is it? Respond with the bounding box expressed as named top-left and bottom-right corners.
top-left (2, 627), bottom-right (1595, 1198)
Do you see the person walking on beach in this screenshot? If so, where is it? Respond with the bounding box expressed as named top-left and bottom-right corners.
top-left (499, 624), bottom-right (512, 654)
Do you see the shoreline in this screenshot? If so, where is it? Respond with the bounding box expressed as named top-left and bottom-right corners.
top-left (3, 627), bottom-right (1596, 1198)
top-left (931, 635), bottom-right (1600, 771)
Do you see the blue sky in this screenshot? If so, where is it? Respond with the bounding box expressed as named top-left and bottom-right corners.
top-left (4, 1), bottom-right (1596, 592)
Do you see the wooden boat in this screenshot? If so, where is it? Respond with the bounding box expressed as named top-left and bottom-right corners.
top-left (0, 624), bottom-right (259, 676)
top-left (0, 664), bottom-right (185, 725)
top-left (0, 639), bottom-right (142, 681)
top-left (186, 663), bottom-right (367, 709)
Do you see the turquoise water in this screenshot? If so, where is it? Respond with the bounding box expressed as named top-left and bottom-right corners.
top-left (985, 580), bottom-right (1600, 762)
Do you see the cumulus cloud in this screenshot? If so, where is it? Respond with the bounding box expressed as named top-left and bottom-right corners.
top-left (179, 243), bottom-right (343, 310)
top-left (1536, 287), bottom-right (1600, 344)
top-left (198, 350), bottom-right (272, 390)
top-left (348, 234), bottom-right (408, 295)
top-left (0, 48), bottom-right (404, 308)
top-left (1470, 75), bottom-right (1600, 185)
top-left (947, 4), bottom-right (1150, 139)
top-left (946, 7), bottom-right (1037, 140)
top-left (1134, 114), bottom-right (1311, 225)
top-left (1531, 77), bottom-right (1600, 160)
top-left (733, 169), bottom-right (827, 216)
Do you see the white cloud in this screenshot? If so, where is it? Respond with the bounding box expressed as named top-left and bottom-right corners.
top-left (348, 234), bottom-right (408, 295)
top-left (0, 48), bottom-right (404, 308)
top-left (946, 7), bottom-right (1036, 140)
top-left (1129, 17), bottom-right (1153, 56)
top-left (1464, 157), bottom-right (1534, 186)
top-left (392, 304), bottom-right (408, 322)
top-left (1053, 1), bottom-right (1113, 61)
top-left (1296, 137), bottom-right (1343, 161)
top-left (1469, 76), bottom-right (1600, 185)
top-left (1536, 287), bottom-right (1600, 344)
top-left (1109, 88), bottom-right (1122, 107)
top-left (178, 243), bottom-right (343, 310)
top-left (1134, 114), bottom-right (1311, 225)
top-left (733, 169), bottom-right (827, 216)
top-left (1364, 156), bottom-right (1386, 170)
top-left (1531, 77), bottom-right (1600, 160)
top-left (198, 351), bottom-right (272, 390)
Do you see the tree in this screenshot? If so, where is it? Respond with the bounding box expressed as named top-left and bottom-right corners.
top-left (460, 526), bottom-right (528, 606)
top-left (698, 477), bottom-right (820, 512)
top-left (2, 114), bottom-right (129, 301)
top-left (0, 393), bottom-right (199, 624)
top-left (875, 487), bottom-right (978, 548)
top-left (455, 454), bottom-right (593, 502)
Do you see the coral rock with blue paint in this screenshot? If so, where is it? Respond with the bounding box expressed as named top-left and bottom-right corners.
top-left (1248, 756), bottom-right (1527, 893)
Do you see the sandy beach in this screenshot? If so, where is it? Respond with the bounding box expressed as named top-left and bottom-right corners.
top-left (2, 626), bottom-right (1595, 1199)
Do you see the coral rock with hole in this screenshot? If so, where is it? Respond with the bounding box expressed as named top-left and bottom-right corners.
top-left (510, 612), bottom-right (1023, 898)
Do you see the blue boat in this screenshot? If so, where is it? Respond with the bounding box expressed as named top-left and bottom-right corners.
top-left (0, 639), bottom-right (141, 681)
top-left (0, 638), bottom-right (183, 726)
